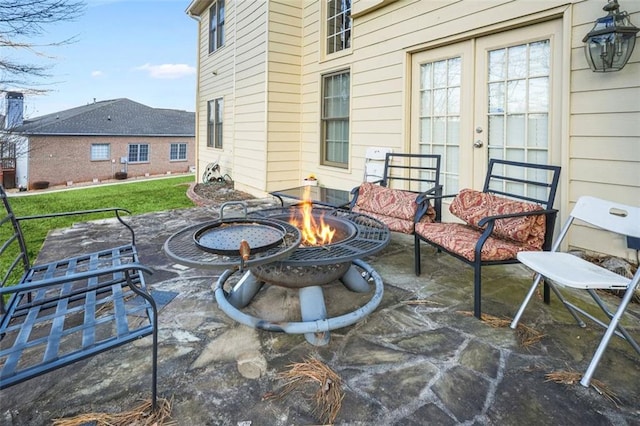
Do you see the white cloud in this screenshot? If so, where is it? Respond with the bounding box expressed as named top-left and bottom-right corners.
top-left (91, 70), bottom-right (105, 78)
top-left (134, 63), bottom-right (196, 80)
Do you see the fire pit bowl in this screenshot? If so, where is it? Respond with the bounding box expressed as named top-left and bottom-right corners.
top-left (247, 207), bottom-right (391, 288)
top-left (249, 210), bottom-right (357, 288)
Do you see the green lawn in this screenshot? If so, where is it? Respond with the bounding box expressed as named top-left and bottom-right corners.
top-left (4, 175), bottom-right (196, 264)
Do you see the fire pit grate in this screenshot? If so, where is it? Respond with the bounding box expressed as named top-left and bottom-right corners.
top-left (248, 207), bottom-right (390, 265)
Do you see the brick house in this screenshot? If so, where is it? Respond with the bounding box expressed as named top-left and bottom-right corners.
top-left (3, 95), bottom-right (195, 189)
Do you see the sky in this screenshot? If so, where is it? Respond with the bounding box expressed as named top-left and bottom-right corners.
top-left (13, 0), bottom-right (198, 118)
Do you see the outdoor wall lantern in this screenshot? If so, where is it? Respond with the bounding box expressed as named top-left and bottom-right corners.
top-left (583, 0), bottom-right (639, 72)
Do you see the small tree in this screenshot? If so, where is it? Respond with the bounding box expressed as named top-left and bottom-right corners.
top-left (0, 0), bottom-right (85, 95)
top-left (1, 1), bottom-right (85, 188)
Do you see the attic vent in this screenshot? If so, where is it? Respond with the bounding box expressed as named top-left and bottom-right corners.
top-left (107, 115), bottom-right (111, 121)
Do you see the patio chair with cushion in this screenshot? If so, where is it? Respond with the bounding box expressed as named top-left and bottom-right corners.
top-left (0, 186), bottom-right (158, 408)
top-left (510, 195), bottom-right (640, 387)
top-left (350, 152), bottom-right (442, 235)
top-left (414, 159), bottom-right (561, 319)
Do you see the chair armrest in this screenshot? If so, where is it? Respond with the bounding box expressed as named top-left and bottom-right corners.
top-left (477, 208), bottom-right (558, 227)
top-left (17, 208), bottom-right (136, 244)
top-left (0, 263), bottom-right (154, 295)
top-left (416, 190), bottom-right (456, 204)
top-left (415, 185), bottom-right (444, 222)
top-left (473, 208), bottom-right (558, 256)
top-left (16, 207), bottom-right (131, 221)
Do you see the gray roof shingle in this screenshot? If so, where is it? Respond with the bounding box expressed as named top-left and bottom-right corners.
top-left (13, 98), bottom-right (195, 136)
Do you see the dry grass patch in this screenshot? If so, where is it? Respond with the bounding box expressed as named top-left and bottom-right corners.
top-left (458, 311), bottom-right (545, 347)
top-left (52, 397), bottom-right (174, 426)
top-left (270, 357), bottom-right (344, 425)
top-left (545, 370), bottom-right (620, 406)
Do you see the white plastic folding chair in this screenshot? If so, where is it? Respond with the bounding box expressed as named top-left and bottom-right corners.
top-left (363, 147), bottom-right (392, 182)
top-left (510, 196), bottom-right (640, 387)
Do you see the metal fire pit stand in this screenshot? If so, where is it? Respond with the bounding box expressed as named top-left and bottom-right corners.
top-left (213, 259), bottom-right (384, 346)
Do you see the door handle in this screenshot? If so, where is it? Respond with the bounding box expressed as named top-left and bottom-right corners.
top-left (473, 140), bottom-right (483, 148)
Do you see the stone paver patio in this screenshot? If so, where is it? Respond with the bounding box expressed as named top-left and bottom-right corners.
top-left (1, 201), bottom-right (639, 425)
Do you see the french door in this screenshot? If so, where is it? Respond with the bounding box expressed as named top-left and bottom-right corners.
top-left (411, 20), bottom-right (562, 216)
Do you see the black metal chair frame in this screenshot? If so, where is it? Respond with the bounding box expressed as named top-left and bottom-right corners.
top-left (414, 159), bottom-right (562, 319)
top-left (0, 186), bottom-right (158, 409)
top-left (349, 152), bottom-right (443, 233)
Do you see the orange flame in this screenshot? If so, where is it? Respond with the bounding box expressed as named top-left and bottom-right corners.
top-left (289, 186), bottom-right (336, 245)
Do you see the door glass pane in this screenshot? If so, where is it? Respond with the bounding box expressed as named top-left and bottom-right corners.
top-left (507, 45), bottom-right (527, 79)
top-left (529, 40), bottom-right (550, 76)
top-left (486, 38), bottom-right (550, 193)
top-left (488, 49), bottom-right (506, 81)
top-left (418, 57), bottom-right (462, 194)
top-left (488, 82), bottom-right (504, 113)
top-left (528, 114), bottom-right (548, 147)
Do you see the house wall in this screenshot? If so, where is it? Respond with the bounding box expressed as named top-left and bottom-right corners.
top-left (195, 0), bottom-right (270, 194)
top-left (192, 0), bottom-right (640, 259)
top-left (568, 2), bottom-right (640, 257)
top-left (297, 0), bottom-right (639, 259)
top-left (265, 0), bottom-right (304, 191)
top-left (27, 135), bottom-right (194, 187)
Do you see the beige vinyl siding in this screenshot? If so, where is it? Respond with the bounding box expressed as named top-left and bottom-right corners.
top-left (231, 1), bottom-right (268, 194)
top-left (196, 1), bottom-right (237, 179)
top-left (266, 0), bottom-right (303, 191)
top-left (568, 2), bottom-right (640, 260)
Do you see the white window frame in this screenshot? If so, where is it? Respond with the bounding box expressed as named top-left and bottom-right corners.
top-left (209, 0), bottom-right (225, 53)
top-left (170, 142), bottom-right (187, 161)
top-left (128, 143), bottom-right (149, 163)
top-left (207, 98), bottom-right (223, 149)
top-left (326, 0), bottom-right (352, 55)
top-left (321, 70), bottom-right (350, 168)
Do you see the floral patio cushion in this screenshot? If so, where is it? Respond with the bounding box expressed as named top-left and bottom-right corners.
top-left (414, 222), bottom-right (543, 262)
top-left (353, 182), bottom-right (436, 234)
top-left (352, 210), bottom-right (416, 234)
top-left (449, 189), bottom-right (544, 244)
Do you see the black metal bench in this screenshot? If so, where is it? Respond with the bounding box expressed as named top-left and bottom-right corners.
top-left (0, 186), bottom-right (157, 408)
top-left (414, 159), bottom-right (561, 319)
top-left (349, 153), bottom-right (442, 235)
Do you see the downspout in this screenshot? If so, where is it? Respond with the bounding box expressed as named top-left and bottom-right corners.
top-left (263, 2), bottom-right (269, 193)
top-left (186, 10), bottom-right (201, 184)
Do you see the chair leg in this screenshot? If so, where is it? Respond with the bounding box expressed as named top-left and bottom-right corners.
top-left (580, 284), bottom-right (639, 387)
top-left (587, 290), bottom-right (640, 354)
top-left (547, 281), bottom-right (586, 327)
top-left (473, 262), bottom-right (481, 319)
top-left (511, 273), bottom-right (586, 329)
top-left (414, 235), bottom-right (421, 276)
top-left (511, 273), bottom-right (543, 328)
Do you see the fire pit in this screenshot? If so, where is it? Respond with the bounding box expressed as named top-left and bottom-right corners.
top-left (164, 199), bottom-right (391, 346)
top-left (214, 205), bottom-right (390, 345)
top-left (249, 208), bottom-right (374, 288)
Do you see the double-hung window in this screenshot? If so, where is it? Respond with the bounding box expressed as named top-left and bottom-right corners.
top-left (207, 98), bottom-right (223, 149)
top-left (326, 0), bottom-right (351, 54)
top-left (90, 143), bottom-right (110, 161)
top-left (321, 70), bottom-right (350, 168)
top-left (170, 143), bottom-right (187, 161)
top-left (128, 143), bottom-right (149, 163)
top-left (209, 0), bottom-right (225, 53)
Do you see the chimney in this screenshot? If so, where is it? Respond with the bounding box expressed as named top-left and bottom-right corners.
top-left (5, 92), bottom-right (24, 129)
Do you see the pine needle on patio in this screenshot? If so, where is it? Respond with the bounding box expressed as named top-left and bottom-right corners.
top-left (273, 357), bottom-right (344, 425)
top-left (545, 370), bottom-right (620, 406)
top-left (52, 397), bottom-right (174, 426)
top-left (458, 311), bottom-right (544, 347)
